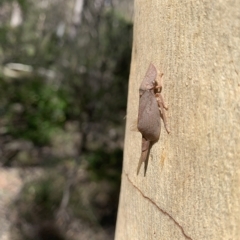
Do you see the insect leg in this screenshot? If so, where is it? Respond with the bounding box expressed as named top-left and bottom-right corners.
top-left (154, 73), bottom-right (164, 92)
top-left (156, 93), bottom-right (170, 134)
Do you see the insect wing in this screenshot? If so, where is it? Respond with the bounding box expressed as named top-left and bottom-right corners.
top-left (139, 63), bottom-right (157, 91)
top-left (137, 91), bottom-right (160, 141)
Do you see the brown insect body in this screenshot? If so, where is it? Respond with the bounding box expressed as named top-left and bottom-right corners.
top-left (137, 63), bottom-right (169, 175)
top-left (138, 90), bottom-right (161, 141)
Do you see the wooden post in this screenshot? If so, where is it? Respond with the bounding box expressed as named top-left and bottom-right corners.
top-left (115, 0), bottom-right (240, 239)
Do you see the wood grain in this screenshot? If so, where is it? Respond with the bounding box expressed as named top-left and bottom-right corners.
top-left (115, 0), bottom-right (240, 239)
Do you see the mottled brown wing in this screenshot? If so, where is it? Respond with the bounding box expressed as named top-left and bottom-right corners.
top-left (137, 90), bottom-right (161, 141)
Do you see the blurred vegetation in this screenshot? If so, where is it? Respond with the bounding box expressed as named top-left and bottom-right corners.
top-left (0, 0), bottom-right (132, 239)
top-left (0, 75), bottom-right (67, 145)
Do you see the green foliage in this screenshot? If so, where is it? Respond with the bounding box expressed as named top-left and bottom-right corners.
top-left (0, 76), bottom-right (68, 145)
top-left (0, 0), bottom-right (28, 5)
top-left (0, 5), bottom-right (132, 148)
top-left (97, 11), bottom-right (132, 120)
top-left (15, 167), bottom-right (119, 233)
top-left (17, 174), bottom-right (64, 222)
top-left (86, 148), bottom-right (123, 184)
top-left (1, 2), bottom-right (132, 239)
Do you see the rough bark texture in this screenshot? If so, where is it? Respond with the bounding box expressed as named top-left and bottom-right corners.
top-left (115, 0), bottom-right (240, 239)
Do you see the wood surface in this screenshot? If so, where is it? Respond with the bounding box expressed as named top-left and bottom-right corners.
top-left (115, 0), bottom-right (240, 239)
